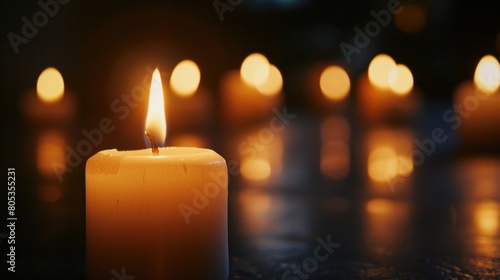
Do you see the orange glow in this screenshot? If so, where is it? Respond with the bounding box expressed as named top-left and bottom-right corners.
top-left (145, 68), bottom-right (166, 146)
top-left (319, 65), bottom-right (350, 101)
top-left (395, 3), bottom-right (426, 33)
top-left (368, 146), bottom-right (398, 182)
top-left (255, 64), bottom-right (282, 96)
top-left (475, 201), bottom-right (499, 236)
top-left (240, 53), bottom-right (270, 87)
top-left (364, 198), bottom-right (410, 255)
top-left (38, 184), bottom-right (63, 202)
top-left (321, 117), bottom-right (350, 179)
top-left (37, 67), bottom-right (64, 103)
top-left (366, 198), bottom-right (393, 214)
top-left (366, 129), bottom-right (414, 184)
top-left (240, 158), bottom-right (272, 181)
top-left (170, 60), bottom-right (201, 97)
top-left (368, 54), bottom-right (396, 89)
top-left (37, 130), bottom-right (65, 177)
top-left (474, 55), bottom-right (500, 95)
top-left (388, 64), bottom-right (413, 95)
top-left (238, 189), bottom-right (272, 233)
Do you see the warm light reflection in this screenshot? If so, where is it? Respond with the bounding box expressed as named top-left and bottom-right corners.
top-left (241, 158), bottom-right (272, 181)
top-left (38, 184), bottom-right (63, 203)
top-left (240, 53), bottom-right (270, 86)
top-left (366, 198), bottom-right (393, 214)
top-left (37, 130), bottom-right (65, 177)
top-left (145, 68), bottom-right (166, 146)
top-left (321, 117), bottom-right (350, 179)
top-left (368, 146), bottom-right (398, 182)
top-left (238, 128), bottom-right (284, 183)
top-left (368, 54), bottom-right (396, 89)
top-left (37, 67), bottom-right (64, 103)
top-left (319, 65), bottom-right (350, 101)
top-left (255, 64), bottom-right (282, 96)
top-left (366, 128), bottom-right (414, 184)
top-left (388, 64), bottom-right (413, 95)
top-left (475, 201), bottom-right (499, 236)
top-left (458, 159), bottom-right (500, 199)
top-left (474, 55), bottom-right (500, 95)
top-left (170, 60), bottom-right (201, 97)
top-left (394, 3), bottom-right (426, 33)
top-left (364, 198), bottom-right (409, 255)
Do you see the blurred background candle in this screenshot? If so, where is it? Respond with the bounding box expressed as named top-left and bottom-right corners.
top-left (167, 59), bottom-right (214, 134)
top-left (363, 127), bottom-right (414, 197)
top-left (22, 67), bottom-right (77, 124)
top-left (306, 64), bottom-right (351, 116)
top-left (454, 55), bottom-right (500, 152)
top-left (357, 54), bottom-right (420, 125)
top-left (220, 53), bottom-right (283, 127)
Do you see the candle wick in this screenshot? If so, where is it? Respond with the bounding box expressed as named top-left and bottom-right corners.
top-left (145, 131), bottom-right (159, 155)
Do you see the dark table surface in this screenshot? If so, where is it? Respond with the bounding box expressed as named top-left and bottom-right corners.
top-left (4, 110), bottom-right (500, 280)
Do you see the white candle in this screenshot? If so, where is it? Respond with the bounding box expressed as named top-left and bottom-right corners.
top-left (86, 68), bottom-right (228, 279)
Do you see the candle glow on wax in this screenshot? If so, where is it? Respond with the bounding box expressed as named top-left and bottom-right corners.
top-left (145, 68), bottom-right (167, 147)
top-left (170, 60), bottom-right (201, 97)
top-left (37, 67), bottom-right (64, 103)
top-left (474, 55), bottom-right (500, 95)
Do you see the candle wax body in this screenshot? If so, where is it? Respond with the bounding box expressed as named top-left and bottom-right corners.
top-left (86, 147), bottom-right (228, 280)
top-left (357, 73), bottom-right (419, 125)
top-left (220, 70), bottom-right (282, 127)
top-left (454, 81), bottom-right (500, 151)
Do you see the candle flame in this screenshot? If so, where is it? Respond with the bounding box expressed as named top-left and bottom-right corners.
top-left (388, 64), bottom-right (413, 96)
top-left (145, 68), bottom-right (166, 147)
top-left (474, 55), bottom-right (500, 95)
top-left (37, 67), bottom-right (64, 103)
top-left (368, 54), bottom-right (396, 89)
top-left (170, 60), bottom-right (201, 97)
top-left (320, 65), bottom-right (350, 101)
top-left (240, 53), bottom-right (270, 87)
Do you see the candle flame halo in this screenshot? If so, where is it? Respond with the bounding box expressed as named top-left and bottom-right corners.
top-left (320, 65), bottom-right (350, 101)
top-left (388, 64), bottom-right (413, 96)
top-left (37, 67), bottom-right (64, 103)
top-left (145, 68), bottom-right (166, 148)
top-left (474, 55), bottom-right (500, 95)
top-left (240, 53), bottom-right (270, 87)
top-left (368, 54), bottom-right (396, 90)
top-left (170, 60), bottom-right (201, 97)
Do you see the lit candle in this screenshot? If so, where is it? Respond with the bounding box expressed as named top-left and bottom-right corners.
top-left (357, 54), bottom-right (420, 124)
top-left (220, 53), bottom-right (283, 127)
top-left (86, 69), bottom-right (228, 279)
top-left (168, 59), bottom-right (214, 133)
top-left (454, 55), bottom-right (500, 150)
top-left (307, 64), bottom-right (351, 115)
top-left (22, 67), bottom-right (77, 123)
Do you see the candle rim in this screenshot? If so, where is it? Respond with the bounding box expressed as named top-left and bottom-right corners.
top-left (99, 147), bottom-right (217, 157)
